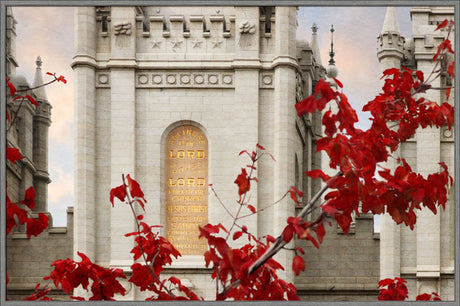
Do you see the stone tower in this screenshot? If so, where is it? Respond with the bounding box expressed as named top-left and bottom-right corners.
top-left (6, 8), bottom-right (74, 300)
top-left (72, 6), bottom-right (323, 299)
top-left (377, 7), bottom-right (455, 300)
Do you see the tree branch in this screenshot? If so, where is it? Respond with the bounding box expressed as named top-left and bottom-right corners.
top-left (219, 171), bottom-right (341, 295)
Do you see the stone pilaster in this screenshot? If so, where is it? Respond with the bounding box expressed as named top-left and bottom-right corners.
top-left (415, 59), bottom-right (441, 293)
top-left (108, 7), bottom-right (137, 279)
top-left (272, 6), bottom-right (298, 282)
top-left (233, 7), bottom-right (260, 238)
top-left (377, 7), bottom-right (404, 280)
top-left (72, 6), bottom-right (97, 269)
top-left (32, 57), bottom-right (52, 213)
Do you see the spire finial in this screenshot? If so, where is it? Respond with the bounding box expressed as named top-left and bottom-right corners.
top-left (36, 56), bottom-right (42, 68)
top-left (311, 22), bottom-right (318, 34)
top-left (33, 55), bottom-right (47, 100)
top-left (329, 24), bottom-right (335, 66)
top-left (381, 7), bottom-right (400, 34)
top-left (310, 22), bottom-right (322, 65)
top-left (326, 24), bottom-right (338, 79)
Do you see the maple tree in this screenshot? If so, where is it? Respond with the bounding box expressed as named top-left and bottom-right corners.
top-left (5, 19), bottom-right (454, 301)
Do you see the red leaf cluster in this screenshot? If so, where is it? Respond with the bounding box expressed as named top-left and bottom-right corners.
top-left (110, 174), bottom-right (146, 210)
top-left (416, 292), bottom-right (442, 301)
top-left (295, 78), bottom-right (337, 116)
top-left (300, 36), bottom-right (454, 232)
top-left (199, 223), bottom-right (299, 300)
top-left (44, 252), bottom-right (126, 300)
top-left (6, 187), bottom-right (49, 238)
top-left (282, 215), bottom-right (327, 249)
top-left (377, 277), bottom-right (408, 301)
top-left (124, 221), bottom-right (200, 300)
top-left (126, 222), bottom-right (180, 271)
top-left (378, 277), bottom-right (443, 301)
top-left (6, 147), bottom-right (23, 164)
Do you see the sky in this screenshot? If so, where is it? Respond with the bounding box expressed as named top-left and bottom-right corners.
top-left (11, 6), bottom-right (413, 228)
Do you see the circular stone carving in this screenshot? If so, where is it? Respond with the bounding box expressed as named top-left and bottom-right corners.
top-left (195, 75), bottom-right (204, 84)
top-left (181, 75), bottom-right (191, 84)
top-left (167, 75), bottom-right (176, 84)
top-left (99, 74), bottom-right (109, 84)
top-left (153, 75), bottom-right (163, 84)
top-left (208, 75), bottom-right (218, 84)
top-left (223, 75), bottom-right (232, 84)
top-left (262, 75), bottom-right (272, 85)
top-left (443, 128), bottom-right (453, 138)
top-left (138, 75), bottom-right (148, 84)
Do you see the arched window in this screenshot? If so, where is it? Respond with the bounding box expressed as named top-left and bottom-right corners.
top-left (164, 125), bottom-right (208, 255)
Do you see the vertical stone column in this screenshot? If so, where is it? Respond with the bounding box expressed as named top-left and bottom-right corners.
top-left (6, 7), bottom-right (17, 77)
top-left (108, 7), bottom-right (137, 273)
top-left (233, 7), bottom-right (260, 238)
top-left (16, 102), bottom-right (35, 196)
top-left (415, 60), bottom-right (441, 293)
top-left (72, 7), bottom-right (97, 265)
top-left (32, 104), bottom-right (51, 213)
top-left (272, 6), bottom-right (298, 282)
top-left (32, 57), bottom-right (52, 214)
top-left (377, 7), bottom-right (404, 279)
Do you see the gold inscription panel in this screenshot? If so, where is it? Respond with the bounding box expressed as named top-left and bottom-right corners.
top-left (165, 125), bottom-right (208, 255)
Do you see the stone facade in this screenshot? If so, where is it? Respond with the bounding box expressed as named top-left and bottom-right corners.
top-left (72, 6), bottom-right (324, 300)
top-left (378, 7), bottom-right (455, 301)
top-left (5, 7), bottom-right (74, 300)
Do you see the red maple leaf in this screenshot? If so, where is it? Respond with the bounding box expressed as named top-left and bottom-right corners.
top-left (109, 185), bottom-right (127, 206)
top-left (20, 187), bottom-right (36, 210)
top-left (435, 19), bottom-right (449, 31)
top-left (26, 213), bottom-right (49, 238)
top-left (56, 75), bottom-right (67, 84)
top-left (446, 61), bottom-right (454, 78)
top-left (26, 94), bottom-right (38, 106)
top-left (7, 79), bottom-right (16, 96)
top-left (126, 174), bottom-right (146, 210)
top-left (292, 255), bottom-right (305, 276)
top-left (234, 168), bottom-right (250, 196)
top-left (6, 147), bottom-right (23, 164)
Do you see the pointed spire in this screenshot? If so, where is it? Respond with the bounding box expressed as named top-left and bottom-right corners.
top-left (381, 7), bottom-right (400, 34)
top-left (326, 24), bottom-right (338, 78)
top-left (328, 24), bottom-right (335, 66)
top-left (33, 56), bottom-right (47, 101)
top-left (310, 22), bottom-right (322, 65)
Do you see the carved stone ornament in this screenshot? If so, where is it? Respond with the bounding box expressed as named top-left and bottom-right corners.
top-left (114, 22), bottom-right (132, 35)
top-left (295, 72), bottom-right (304, 103)
top-left (239, 20), bottom-right (256, 34)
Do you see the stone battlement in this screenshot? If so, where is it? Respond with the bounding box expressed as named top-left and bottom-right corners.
top-left (95, 7), bottom-right (276, 40)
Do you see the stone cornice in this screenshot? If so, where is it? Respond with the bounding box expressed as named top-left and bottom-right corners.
top-left (271, 55), bottom-right (299, 70)
top-left (377, 49), bottom-right (404, 61)
top-left (106, 58), bottom-right (138, 68)
top-left (71, 55), bottom-right (97, 69)
top-left (231, 59), bottom-right (262, 69)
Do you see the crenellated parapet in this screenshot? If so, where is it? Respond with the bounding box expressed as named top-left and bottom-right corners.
top-left (377, 30), bottom-right (405, 61)
top-left (377, 7), bottom-right (405, 63)
top-left (91, 6), bottom-right (283, 61)
top-left (410, 7), bottom-right (455, 61)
